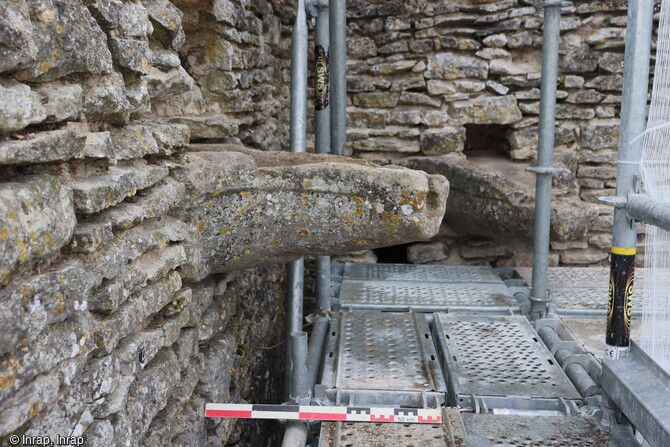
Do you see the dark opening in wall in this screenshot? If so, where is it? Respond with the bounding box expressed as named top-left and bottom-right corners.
top-left (464, 124), bottom-right (511, 156)
top-left (374, 242), bottom-right (414, 264)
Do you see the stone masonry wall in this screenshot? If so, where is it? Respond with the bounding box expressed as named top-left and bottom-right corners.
top-left (0, 0), bottom-right (292, 445)
top-left (342, 0), bottom-right (655, 267)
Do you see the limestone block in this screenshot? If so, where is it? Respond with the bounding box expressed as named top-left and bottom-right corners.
top-left (172, 146), bottom-right (449, 275)
top-left (352, 92), bottom-right (399, 108)
top-left (0, 175), bottom-right (76, 286)
top-left (146, 66), bottom-right (195, 101)
top-left (560, 51), bottom-right (599, 73)
top-left (585, 75), bottom-right (623, 91)
top-left (420, 127), bottom-right (465, 155)
top-left (35, 83), bottom-right (83, 123)
top-left (448, 95), bottom-right (522, 125)
top-left (352, 137), bottom-right (420, 152)
top-left (349, 37), bottom-right (377, 58)
top-left (398, 91), bottom-right (441, 108)
top-left (0, 262), bottom-right (94, 357)
top-left (565, 89), bottom-right (605, 104)
top-left (87, 0), bottom-right (150, 37)
top-left (580, 121), bottom-right (619, 150)
top-left (143, 0), bottom-right (186, 50)
top-left (577, 165), bottom-right (617, 179)
top-left (560, 248), bottom-right (609, 264)
top-left (348, 110), bottom-right (388, 128)
top-left (407, 242), bottom-right (449, 264)
top-left (586, 27), bottom-right (625, 49)
top-left (0, 373), bottom-right (60, 437)
top-left (83, 72), bottom-right (132, 125)
top-left (168, 116), bottom-right (239, 139)
top-left (599, 52), bottom-right (624, 73)
top-left (67, 162), bottom-right (169, 214)
top-left (555, 104), bottom-right (596, 120)
top-left (0, 80), bottom-right (46, 133)
top-left (438, 36), bottom-right (481, 51)
top-left (70, 221), bottom-right (113, 254)
top-left (427, 80), bottom-right (456, 96)
top-left (0, 0), bottom-right (38, 73)
top-left (483, 33), bottom-right (507, 48)
top-left (425, 53), bottom-right (488, 80)
top-left (109, 37), bottom-right (151, 75)
top-left (0, 130), bottom-right (85, 165)
top-left (14, 0), bottom-right (113, 82)
top-left (400, 156), bottom-right (599, 243)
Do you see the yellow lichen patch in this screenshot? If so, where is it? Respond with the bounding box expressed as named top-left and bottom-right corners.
top-left (0, 227), bottom-right (7, 240)
top-left (239, 191), bottom-right (250, 198)
top-left (351, 196), bottom-right (365, 217)
top-left (296, 227), bottom-right (310, 238)
top-left (233, 256), bottom-right (241, 263)
top-left (43, 232), bottom-right (54, 249)
top-left (220, 227), bottom-right (230, 235)
top-left (41, 61), bottom-right (52, 72)
top-left (231, 178), bottom-right (238, 184)
top-left (0, 374), bottom-right (16, 391)
top-left (243, 249), bottom-right (251, 255)
top-left (197, 220), bottom-right (205, 232)
top-left (212, 191), bottom-right (221, 198)
top-left (301, 179), bottom-right (313, 188)
top-left (410, 190), bottom-right (428, 212)
top-left (52, 49), bottom-right (59, 59)
top-left (272, 239), bottom-right (281, 246)
top-left (20, 285), bottom-right (34, 298)
top-left (7, 210), bottom-right (17, 220)
top-left (238, 206), bottom-right (247, 214)
top-left (54, 293), bottom-right (65, 317)
top-left (401, 190), bottom-right (410, 197)
top-left (17, 239), bottom-right (28, 262)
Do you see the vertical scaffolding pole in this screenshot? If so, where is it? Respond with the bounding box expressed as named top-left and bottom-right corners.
top-left (329, 0), bottom-right (346, 156)
top-left (282, 332), bottom-right (310, 447)
top-left (285, 0), bottom-right (308, 400)
top-left (528, 1), bottom-right (566, 321)
top-left (605, 0), bottom-right (654, 360)
top-left (315, 0), bottom-right (331, 313)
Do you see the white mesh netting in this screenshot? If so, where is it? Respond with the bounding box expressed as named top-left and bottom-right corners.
top-left (639, 0), bottom-right (670, 372)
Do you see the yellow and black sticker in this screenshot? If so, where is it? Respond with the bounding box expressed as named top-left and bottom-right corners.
top-left (606, 247), bottom-right (636, 349)
top-left (314, 45), bottom-right (329, 111)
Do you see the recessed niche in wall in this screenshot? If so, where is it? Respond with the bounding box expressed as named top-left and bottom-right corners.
top-left (464, 124), bottom-right (512, 157)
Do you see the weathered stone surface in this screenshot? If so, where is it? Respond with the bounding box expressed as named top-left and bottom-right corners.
top-left (109, 37), bottom-right (152, 75)
top-left (168, 115), bottom-right (239, 139)
top-left (87, 0), bottom-right (149, 38)
top-left (147, 66), bottom-right (195, 101)
top-left (83, 72), bottom-right (132, 125)
top-left (580, 121), bottom-right (619, 150)
top-left (352, 137), bottom-right (420, 153)
top-left (14, 0), bottom-right (113, 82)
top-left (0, 0), bottom-right (38, 73)
top-left (560, 247), bottom-right (609, 264)
top-left (400, 156), bottom-right (599, 242)
top-left (0, 175), bottom-right (76, 286)
top-left (585, 75), bottom-right (623, 91)
top-left (448, 95), bottom-right (522, 125)
top-left (67, 162), bottom-right (169, 214)
top-left (35, 83), bottom-right (83, 123)
top-left (0, 130), bottom-right (85, 165)
top-left (352, 92), bottom-right (399, 108)
top-left (0, 262), bottom-right (93, 357)
top-left (420, 127), bottom-right (465, 155)
top-left (0, 80), bottom-right (46, 133)
top-left (172, 146), bottom-right (448, 274)
top-left (407, 241), bottom-right (448, 264)
top-left (0, 373), bottom-right (60, 437)
top-left (144, 0), bottom-right (186, 50)
top-left (425, 53), bottom-right (488, 80)
top-left (561, 51), bottom-right (599, 73)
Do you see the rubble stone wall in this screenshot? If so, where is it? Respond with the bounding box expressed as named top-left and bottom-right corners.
top-left (341, 0), bottom-right (651, 267)
top-left (0, 0), bottom-right (293, 445)
top-left (0, 0), bottom-right (650, 445)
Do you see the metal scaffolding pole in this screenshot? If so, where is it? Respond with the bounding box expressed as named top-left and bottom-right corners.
top-left (528, 1), bottom-right (567, 321)
top-left (285, 0), bottom-right (308, 400)
top-left (329, 0), bottom-right (346, 156)
top-left (605, 0), bottom-right (655, 361)
top-left (283, 332), bottom-right (310, 447)
top-left (314, 0), bottom-right (331, 313)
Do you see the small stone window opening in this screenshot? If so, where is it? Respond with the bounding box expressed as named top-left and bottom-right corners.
top-left (464, 124), bottom-right (512, 158)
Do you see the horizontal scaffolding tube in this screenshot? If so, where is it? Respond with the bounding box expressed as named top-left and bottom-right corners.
top-left (627, 193), bottom-right (670, 232)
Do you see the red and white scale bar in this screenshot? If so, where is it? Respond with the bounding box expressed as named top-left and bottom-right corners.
top-left (205, 403), bottom-right (442, 424)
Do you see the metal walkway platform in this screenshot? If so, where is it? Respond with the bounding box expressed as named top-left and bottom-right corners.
top-left (317, 263), bottom-right (615, 446)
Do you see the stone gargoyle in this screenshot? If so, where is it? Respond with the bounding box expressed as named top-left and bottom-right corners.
top-left (172, 145), bottom-right (449, 279)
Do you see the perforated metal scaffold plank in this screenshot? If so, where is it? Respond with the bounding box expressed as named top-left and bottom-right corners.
top-left (319, 312), bottom-right (446, 406)
top-left (342, 263), bottom-right (503, 284)
top-left (515, 267), bottom-right (650, 310)
top-left (461, 414), bottom-right (614, 447)
top-left (318, 421), bottom-right (452, 447)
top-left (338, 281), bottom-right (516, 310)
top-left (433, 314), bottom-right (581, 402)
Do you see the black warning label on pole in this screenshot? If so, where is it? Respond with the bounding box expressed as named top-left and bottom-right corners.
top-left (605, 247), bottom-right (635, 358)
top-left (315, 45), bottom-right (329, 111)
